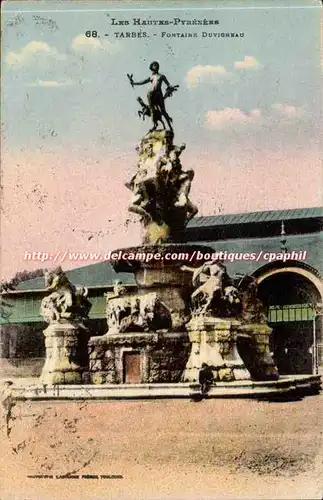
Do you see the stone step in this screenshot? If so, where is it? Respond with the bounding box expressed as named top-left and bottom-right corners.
top-left (12, 374), bottom-right (321, 401)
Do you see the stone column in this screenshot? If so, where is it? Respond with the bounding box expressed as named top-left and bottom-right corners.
top-left (41, 321), bottom-right (90, 385)
top-left (182, 316), bottom-right (251, 383)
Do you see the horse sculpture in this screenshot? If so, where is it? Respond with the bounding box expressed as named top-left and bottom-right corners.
top-left (40, 266), bottom-right (91, 323)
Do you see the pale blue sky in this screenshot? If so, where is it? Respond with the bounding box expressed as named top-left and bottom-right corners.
top-left (2, 0), bottom-right (321, 154)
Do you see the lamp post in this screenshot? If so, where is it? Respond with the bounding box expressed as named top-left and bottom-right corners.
top-left (280, 220), bottom-right (287, 253)
top-left (312, 302), bottom-right (323, 375)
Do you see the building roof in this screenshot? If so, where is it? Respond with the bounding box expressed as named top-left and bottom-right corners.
top-left (187, 207), bottom-right (323, 229)
top-left (13, 233), bottom-right (322, 292)
top-left (15, 262), bottom-right (136, 292)
top-left (196, 232), bottom-right (323, 277)
top-left (11, 207), bottom-right (323, 292)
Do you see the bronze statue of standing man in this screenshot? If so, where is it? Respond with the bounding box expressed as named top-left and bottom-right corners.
top-left (127, 61), bottom-right (179, 132)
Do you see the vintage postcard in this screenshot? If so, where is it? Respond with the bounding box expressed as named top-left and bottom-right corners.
top-left (1, 0), bottom-right (322, 499)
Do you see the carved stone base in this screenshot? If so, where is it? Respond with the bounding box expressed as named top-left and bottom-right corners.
top-left (182, 316), bottom-right (251, 383)
top-left (40, 321), bottom-right (90, 385)
top-left (237, 323), bottom-right (279, 381)
top-left (88, 331), bottom-right (190, 384)
top-left (107, 244), bottom-right (214, 334)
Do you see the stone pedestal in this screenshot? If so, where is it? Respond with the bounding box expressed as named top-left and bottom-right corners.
top-left (88, 331), bottom-right (190, 384)
top-left (110, 244), bottom-right (213, 331)
top-left (41, 321), bottom-right (90, 385)
top-left (182, 316), bottom-right (251, 383)
top-left (237, 323), bottom-right (279, 380)
top-left (86, 244), bottom-right (215, 386)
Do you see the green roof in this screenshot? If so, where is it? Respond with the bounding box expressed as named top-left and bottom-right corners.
top-left (196, 232), bottom-right (323, 277)
top-left (188, 207), bottom-right (323, 229)
top-left (13, 232), bottom-right (322, 292)
top-left (11, 207), bottom-right (323, 292)
top-left (15, 262), bottom-right (136, 291)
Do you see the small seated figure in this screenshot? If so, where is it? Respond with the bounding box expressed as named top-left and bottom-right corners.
top-left (199, 363), bottom-right (214, 393)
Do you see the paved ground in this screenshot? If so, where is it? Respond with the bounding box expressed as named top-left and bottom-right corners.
top-left (0, 390), bottom-right (322, 499)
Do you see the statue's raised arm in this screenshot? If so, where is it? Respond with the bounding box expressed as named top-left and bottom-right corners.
top-left (127, 73), bottom-right (151, 87)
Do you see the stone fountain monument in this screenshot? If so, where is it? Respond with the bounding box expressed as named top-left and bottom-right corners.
top-left (40, 61), bottom-right (279, 390)
top-left (86, 61), bottom-right (279, 387)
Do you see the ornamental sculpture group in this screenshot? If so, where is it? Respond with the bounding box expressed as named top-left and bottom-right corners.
top-left (126, 61), bottom-right (197, 244)
top-left (39, 62), bottom-right (279, 388)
